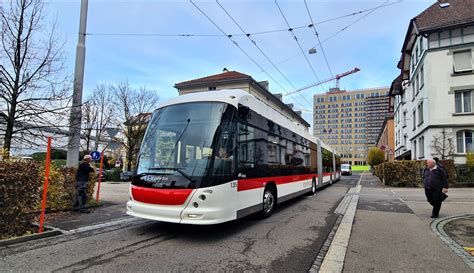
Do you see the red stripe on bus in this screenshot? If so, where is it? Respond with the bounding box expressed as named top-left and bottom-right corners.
top-left (237, 173), bottom-right (333, 192)
top-left (131, 186), bottom-right (193, 205)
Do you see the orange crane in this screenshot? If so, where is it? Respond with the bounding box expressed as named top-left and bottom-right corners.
top-left (284, 67), bottom-right (360, 96)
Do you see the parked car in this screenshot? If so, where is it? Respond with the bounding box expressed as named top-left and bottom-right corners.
top-left (96, 169), bottom-right (107, 181)
top-left (341, 164), bottom-right (352, 175)
top-left (120, 171), bottom-right (134, 181)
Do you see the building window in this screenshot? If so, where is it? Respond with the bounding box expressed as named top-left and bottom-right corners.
top-left (419, 136), bottom-right (424, 158)
top-left (412, 82), bottom-right (415, 100)
top-left (420, 66), bottom-right (424, 88)
top-left (208, 86), bottom-right (217, 90)
top-left (453, 50), bottom-right (472, 73)
top-left (403, 111), bottom-right (407, 127)
top-left (415, 74), bottom-right (419, 95)
top-left (412, 110), bottom-right (416, 130)
top-left (413, 140), bottom-right (417, 159)
top-left (418, 102), bottom-right (424, 125)
top-left (455, 90), bottom-right (473, 113)
top-left (456, 130), bottom-right (473, 153)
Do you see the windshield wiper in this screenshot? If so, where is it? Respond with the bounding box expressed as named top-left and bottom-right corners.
top-left (147, 167), bottom-right (195, 184)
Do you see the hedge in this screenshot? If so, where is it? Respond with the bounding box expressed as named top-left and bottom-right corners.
top-left (375, 160), bottom-right (457, 187)
top-left (0, 160), bottom-right (97, 238)
top-left (0, 160), bottom-right (42, 238)
top-left (36, 166), bottom-right (97, 211)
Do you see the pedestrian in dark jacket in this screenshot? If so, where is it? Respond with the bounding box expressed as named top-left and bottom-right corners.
top-left (73, 155), bottom-right (95, 213)
top-left (423, 159), bottom-right (449, 218)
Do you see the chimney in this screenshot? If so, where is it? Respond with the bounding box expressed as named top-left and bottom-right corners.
top-left (286, 103), bottom-right (294, 109)
top-left (274, 93), bottom-right (283, 101)
top-left (295, 111), bottom-right (302, 117)
top-left (258, 80), bottom-right (269, 91)
top-left (223, 68), bottom-right (229, 72)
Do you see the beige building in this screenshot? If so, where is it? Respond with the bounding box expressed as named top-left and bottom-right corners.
top-left (313, 87), bottom-right (390, 165)
top-left (174, 69), bottom-right (310, 130)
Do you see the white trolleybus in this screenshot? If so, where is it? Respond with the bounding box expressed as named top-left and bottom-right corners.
top-left (127, 89), bottom-right (341, 224)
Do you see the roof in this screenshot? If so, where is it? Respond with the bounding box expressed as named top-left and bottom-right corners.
top-left (174, 71), bottom-right (251, 87)
top-left (414, 0), bottom-right (474, 33)
top-left (174, 71), bottom-right (310, 128)
top-left (399, 0), bottom-right (474, 80)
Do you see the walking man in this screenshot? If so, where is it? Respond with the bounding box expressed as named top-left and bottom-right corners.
top-left (423, 159), bottom-right (449, 218)
top-left (73, 155), bottom-right (95, 213)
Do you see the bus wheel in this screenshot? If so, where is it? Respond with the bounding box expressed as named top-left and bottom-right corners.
top-left (306, 177), bottom-right (316, 196)
top-left (259, 186), bottom-right (276, 218)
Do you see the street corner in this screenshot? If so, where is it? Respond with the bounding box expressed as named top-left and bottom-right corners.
top-left (431, 214), bottom-right (474, 269)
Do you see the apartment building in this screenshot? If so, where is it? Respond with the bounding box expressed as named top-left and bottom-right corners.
top-left (390, 0), bottom-right (474, 164)
top-left (313, 87), bottom-right (390, 165)
top-left (174, 69), bottom-right (310, 130)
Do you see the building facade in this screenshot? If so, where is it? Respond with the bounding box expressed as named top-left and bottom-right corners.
top-left (174, 69), bottom-right (310, 130)
top-left (391, 0), bottom-right (474, 164)
top-left (313, 87), bottom-right (390, 165)
top-left (376, 114), bottom-right (395, 162)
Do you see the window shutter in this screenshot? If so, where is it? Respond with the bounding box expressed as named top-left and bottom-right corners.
top-left (453, 51), bottom-right (472, 72)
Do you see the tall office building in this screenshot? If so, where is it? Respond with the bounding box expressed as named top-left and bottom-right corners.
top-left (313, 87), bottom-right (390, 165)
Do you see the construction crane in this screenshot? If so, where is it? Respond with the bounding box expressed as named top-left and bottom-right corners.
top-left (284, 67), bottom-right (360, 96)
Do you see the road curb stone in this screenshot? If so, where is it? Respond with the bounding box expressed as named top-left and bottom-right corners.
top-left (431, 214), bottom-right (474, 270)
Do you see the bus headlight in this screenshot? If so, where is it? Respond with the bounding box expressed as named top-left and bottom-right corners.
top-left (199, 195), bottom-right (206, 200)
top-left (193, 202), bottom-right (199, 208)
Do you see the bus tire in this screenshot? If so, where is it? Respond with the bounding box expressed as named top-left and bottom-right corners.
top-left (259, 185), bottom-right (276, 219)
top-left (306, 177), bottom-right (317, 196)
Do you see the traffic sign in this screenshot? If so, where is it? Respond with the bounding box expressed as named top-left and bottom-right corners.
top-left (90, 151), bottom-right (101, 161)
top-left (388, 149), bottom-right (394, 155)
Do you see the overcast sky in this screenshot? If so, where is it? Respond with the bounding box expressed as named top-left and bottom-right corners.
top-left (42, 0), bottom-right (433, 124)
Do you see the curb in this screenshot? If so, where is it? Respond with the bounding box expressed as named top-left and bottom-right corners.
top-left (0, 228), bottom-right (62, 247)
top-left (310, 173), bottom-right (363, 272)
top-left (431, 214), bottom-right (474, 270)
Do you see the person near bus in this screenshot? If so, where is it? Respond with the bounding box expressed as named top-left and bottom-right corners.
top-left (423, 159), bottom-right (448, 218)
top-left (73, 155), bottom-right (95, 213)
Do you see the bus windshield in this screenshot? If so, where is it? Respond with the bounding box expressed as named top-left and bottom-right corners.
top-left (136, 102), bottom-right (227, 188)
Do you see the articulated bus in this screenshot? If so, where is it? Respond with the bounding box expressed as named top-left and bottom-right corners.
top-left (127, 89), bottom-right (341, 224)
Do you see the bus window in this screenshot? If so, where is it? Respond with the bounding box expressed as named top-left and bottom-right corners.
top-left (238, 123), bottom-right (256, 169)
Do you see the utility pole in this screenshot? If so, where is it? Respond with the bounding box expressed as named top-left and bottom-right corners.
top-left (67, 0), bottom-right (89, 167)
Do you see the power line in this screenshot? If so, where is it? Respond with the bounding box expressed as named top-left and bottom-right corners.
top-left (304, 0), bottom-right (335, 86)
top-left (274, 0), bottom-right (325, 93)
top-left (215, 0), bottom-right (313, 109)
top-left (85, 1), bottom-right (400, 38)
top-left (189, 0), bottom-right (309, 111)
top-left (258, 0), bottom-right (402, 75)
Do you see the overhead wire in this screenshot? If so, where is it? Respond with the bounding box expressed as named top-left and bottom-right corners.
top-left (215, 0), bottom-right (313, 109)
top-left (304, 0), bottom-right (335, 86)
top-left (258, 0), bottom-right (401, 75)
top-left (85, 1), bottom-right (400, 38)
top-left (274, 0), bottom-right (325, 93)
top-left (189, 0), bottom-right (311, 111)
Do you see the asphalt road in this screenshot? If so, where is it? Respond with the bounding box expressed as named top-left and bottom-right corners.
top-left (1, 174), bottom-right (360, 272)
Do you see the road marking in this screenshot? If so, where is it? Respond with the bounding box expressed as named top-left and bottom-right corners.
top-left (318, 173), bottom-right (363, 272)
top-left (464, 247), bottom-right (474, 256)
top-left (62, 217), bottom-right (140, 235)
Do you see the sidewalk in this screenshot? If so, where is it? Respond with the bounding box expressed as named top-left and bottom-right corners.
top-left (333, 173), bottom-right (473, 272)
top-left (44, 181), bottom-right (132, 232)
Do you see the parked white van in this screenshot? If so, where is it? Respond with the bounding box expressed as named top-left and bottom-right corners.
top-left (341, 164), bottom-right (352, 175)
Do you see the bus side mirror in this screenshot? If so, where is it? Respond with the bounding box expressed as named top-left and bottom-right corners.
top-left (238, 105), bottom-right (250, 119)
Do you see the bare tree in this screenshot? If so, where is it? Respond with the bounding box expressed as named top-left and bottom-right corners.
top-left (81, 100), bottom-right (96, 152)
top-left (111, 82), bottom-right (159, 171)
top-left (0, 0), bottom-right (70, 157)
top-left (431, 128), bottom-right (455, 160)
